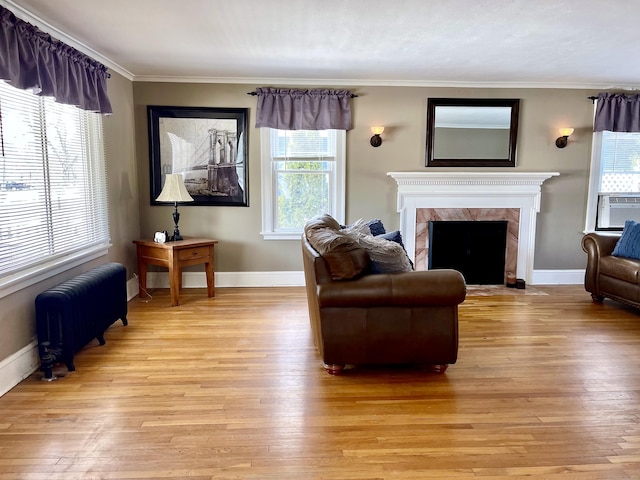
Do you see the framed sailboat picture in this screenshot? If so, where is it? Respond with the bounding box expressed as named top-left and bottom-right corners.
top-left (148, 106), bottom-right (249, 206)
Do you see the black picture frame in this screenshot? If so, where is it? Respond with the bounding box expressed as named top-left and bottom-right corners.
top-left (425, 98), bottom-right (520, 167)
top-left (148, 105), bottom-right (249, 206)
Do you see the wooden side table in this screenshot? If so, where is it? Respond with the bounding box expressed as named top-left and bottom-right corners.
top-left (133, 237), bottom-right (218, 306)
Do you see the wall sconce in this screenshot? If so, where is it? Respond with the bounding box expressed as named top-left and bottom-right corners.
top-left (555, 128), bottom-right (574, 148)
top-left (370, 126), bottom-right (384, 147)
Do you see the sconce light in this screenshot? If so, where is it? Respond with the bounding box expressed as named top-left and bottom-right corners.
top-left (370, 126), bottom-right (384, 147)
top-left (555, 128), bottom-right (574, 148)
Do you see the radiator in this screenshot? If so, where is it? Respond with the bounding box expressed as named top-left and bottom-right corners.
top-left (35, 262), bottom-right (128, 380)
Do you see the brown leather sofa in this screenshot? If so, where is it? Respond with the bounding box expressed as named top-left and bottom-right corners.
top-left (582, 232), bottom-right (640, 309)
top-left (301, 214), bottom-right (466, 374)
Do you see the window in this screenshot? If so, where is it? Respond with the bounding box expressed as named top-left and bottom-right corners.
top-left (0, 80), bottom-right (109, 296)
top-left (260, 128), bottom-right (345, 239)
top-left (586, 130), bottom-right (640, 231)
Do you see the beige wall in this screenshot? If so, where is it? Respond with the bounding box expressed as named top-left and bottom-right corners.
top-left (133, 83), bottom-right (595, 273)
top-left (0, 71), bottom-right (138, 364)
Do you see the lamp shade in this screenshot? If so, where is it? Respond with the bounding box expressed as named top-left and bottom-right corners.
top-left (156, 174), bottom-right (194, 202)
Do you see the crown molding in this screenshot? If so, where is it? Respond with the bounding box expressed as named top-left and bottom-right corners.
top-left (1, 0), bottom-right (134, 80)
top-left (131, 75), bottom-right (640, 90)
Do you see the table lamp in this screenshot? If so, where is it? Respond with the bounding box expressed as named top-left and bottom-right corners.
top-left (155, 174), bottom-right (194, 241)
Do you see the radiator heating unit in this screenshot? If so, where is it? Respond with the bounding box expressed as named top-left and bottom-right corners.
top-left (35, 262), bottom-right (128, 380)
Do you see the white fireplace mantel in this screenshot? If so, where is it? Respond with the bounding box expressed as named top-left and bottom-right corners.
top-left (387, 171), bottom-right (560, 284)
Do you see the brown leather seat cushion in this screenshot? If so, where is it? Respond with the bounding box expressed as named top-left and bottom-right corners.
top-left (600, 255), bottom-right (640, 284)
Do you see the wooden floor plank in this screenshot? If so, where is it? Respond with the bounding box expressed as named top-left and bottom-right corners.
top-left (2, 285), bottom-right (640, 479)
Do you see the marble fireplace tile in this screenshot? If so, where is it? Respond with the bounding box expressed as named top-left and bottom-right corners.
top-left (415, 208), bottom-right (520, 281)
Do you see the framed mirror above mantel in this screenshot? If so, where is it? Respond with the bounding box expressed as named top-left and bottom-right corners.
top-left (426, 98), bottom-right (520, 167)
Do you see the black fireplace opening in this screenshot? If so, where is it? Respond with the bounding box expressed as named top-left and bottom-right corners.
top-left (428, 220), bottom-right (508, 285)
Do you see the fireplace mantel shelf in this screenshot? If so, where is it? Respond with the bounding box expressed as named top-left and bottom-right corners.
top-left (387, 171), bottom-right (560, 284)
top-left (388, 171), bottom-right (559, 186)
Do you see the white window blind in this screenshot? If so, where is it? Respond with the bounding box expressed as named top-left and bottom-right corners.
top-left (598, 131), bottom-right (640, 192)
top-left (260, 129), bottom-right (345, 239)
top-left (271, 129), bottom-right (336, 158)
top-left (0, 80), bottom-right (109, 286)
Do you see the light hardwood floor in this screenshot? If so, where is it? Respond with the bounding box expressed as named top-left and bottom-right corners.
top-left (2, 285), bottom-right (640, 479)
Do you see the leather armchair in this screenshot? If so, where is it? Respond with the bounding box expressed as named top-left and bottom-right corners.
top-left (582, 232), bottom-right (640, 308)
top-left (302, 214), bottom-right (466, 374)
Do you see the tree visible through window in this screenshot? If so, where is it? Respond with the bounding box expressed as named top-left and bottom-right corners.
top-left (276, 158), bottom-right (330, 230)
top-left (260, 128), bottom-right (345, 239)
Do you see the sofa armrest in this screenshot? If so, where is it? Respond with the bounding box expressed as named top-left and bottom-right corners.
top-left (581, 232), bottom-right (620, 294)
top-left (582, 232), bottom-right (619, 258)
top-left (317, 269), bottom-right (466, 308)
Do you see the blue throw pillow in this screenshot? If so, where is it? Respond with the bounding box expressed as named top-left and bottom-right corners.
top-left (378, 230), bottom-right (404, 248)
top-left (366, 219), bottom-right (386, 236)
top-left (612, 220), bottom-right (640, 259)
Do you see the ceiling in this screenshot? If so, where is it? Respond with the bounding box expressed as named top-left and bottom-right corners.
top-left (5, 0), bottom-right (640, 89)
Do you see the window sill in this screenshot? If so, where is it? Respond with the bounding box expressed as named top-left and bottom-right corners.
top-left (261, 231), bottom-right (302, 241)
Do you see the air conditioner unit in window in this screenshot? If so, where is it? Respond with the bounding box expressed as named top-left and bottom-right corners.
top-left (596, 193), bottom-right (640, 230)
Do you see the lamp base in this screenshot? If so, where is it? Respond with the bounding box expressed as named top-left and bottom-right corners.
top-left (171, 203), bottom-right (183, 241)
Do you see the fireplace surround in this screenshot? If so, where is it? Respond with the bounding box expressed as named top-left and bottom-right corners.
top-left (387, 172), bottom-right (559, 284)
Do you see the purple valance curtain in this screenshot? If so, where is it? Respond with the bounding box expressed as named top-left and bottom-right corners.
top-left (594, 92), bottom-right (640, 132)
top-left (255, 87), bottom-right (353, 130)
top-left (0, 5), bottom-right (112, 114)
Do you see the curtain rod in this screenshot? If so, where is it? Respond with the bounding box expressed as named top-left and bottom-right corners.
top-left (588, 96), bottom-right (597, 103)
top-left (247, 91), bottom-right (358, 98)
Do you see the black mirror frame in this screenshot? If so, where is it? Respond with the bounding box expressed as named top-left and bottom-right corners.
top-left (425, 98), bottom-right (520, 167)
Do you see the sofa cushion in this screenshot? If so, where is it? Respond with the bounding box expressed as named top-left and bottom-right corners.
top-left (304, 216), bottom-right (370, 280)
top-left (612, 220), bottom-right (640, 260)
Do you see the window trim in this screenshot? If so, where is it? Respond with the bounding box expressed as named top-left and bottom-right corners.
top-left (260, 128), bottom-right (346, 240)
top-left (584, 130), bottom-right (603, 232)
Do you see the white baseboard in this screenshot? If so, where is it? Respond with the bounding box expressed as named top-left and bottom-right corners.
top-left (141, 269), bottom-right (584, 288)
top-left (531, 269), bottom-right (584, 285)
top-left (127, 275), bottom-right (139, 301)
top-left (145, 270), bottom-right (306, 288)
top-left (0, 339), bottom-right (39, 397)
